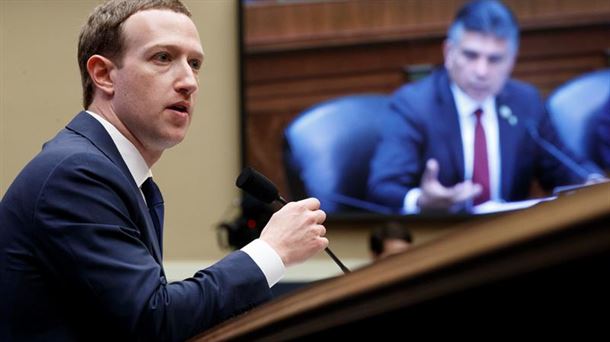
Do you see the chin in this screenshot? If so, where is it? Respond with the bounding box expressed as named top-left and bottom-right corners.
top-left (159, 134), bottom-right (187, 149)
top-left (468, 90), bottom-right (491, 102)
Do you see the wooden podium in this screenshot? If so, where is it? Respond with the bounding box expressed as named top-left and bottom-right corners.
top-left (192, 183), bottom-right (610, 340)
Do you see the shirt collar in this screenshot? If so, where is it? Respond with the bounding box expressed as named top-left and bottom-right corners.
top-left (86, 111), bottom-right (152, 188)
top-left (450, 83), bottom-right (496, 119)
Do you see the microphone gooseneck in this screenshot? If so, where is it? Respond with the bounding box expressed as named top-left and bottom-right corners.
top-left (524, 121), bottom-right (591, 182)
top-left (236, 167), bottom-right (351, 274)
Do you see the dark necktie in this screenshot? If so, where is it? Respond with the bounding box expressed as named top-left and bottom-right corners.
top-left (473, 108), bottom-right (490, 205)
top-left (141, 177), bottom-right (164, 251)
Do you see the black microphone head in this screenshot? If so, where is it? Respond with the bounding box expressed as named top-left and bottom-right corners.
top-left (236, 167), bottom-right (280, 204)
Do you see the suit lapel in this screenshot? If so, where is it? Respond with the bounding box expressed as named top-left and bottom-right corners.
top-left (496, 91), bottom-right (519, 200)
top-left (65, 112), bottom-right (164, 264)
top-left (435, 70), bottom-right (465, 181)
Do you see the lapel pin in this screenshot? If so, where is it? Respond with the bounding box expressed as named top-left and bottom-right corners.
top-left (499, 105), bottom-right (512, 119)
top-left (508, 115), bottom-right (518, 126)
top-left (499, 105), bottom-right (517, 126)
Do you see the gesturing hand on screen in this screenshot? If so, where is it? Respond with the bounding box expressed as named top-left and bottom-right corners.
top-left (417, 159), bottom-right (482, 211)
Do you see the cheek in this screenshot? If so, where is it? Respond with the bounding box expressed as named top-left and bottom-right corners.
top-left (115, 73), bottom-right (141, 100)
top-left (451, 56), bottom-right (470, 76)
top-left (492, 65), bottom-right (512, 84)
top-left (450, 59), bottom-right (470, 82)
top-left (446, 52), bottom-right (459, 70)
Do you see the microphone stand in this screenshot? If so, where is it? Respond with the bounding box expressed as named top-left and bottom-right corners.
top-left (525, 122), bottom-right (591, 181)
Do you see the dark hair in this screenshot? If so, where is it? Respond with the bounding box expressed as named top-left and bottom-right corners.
top-left (369, 222), bottom-right (413, 257)
top-left (447, 0), bottom-right (519, 52)
top-left (77, 0), bottom-right (191, 109)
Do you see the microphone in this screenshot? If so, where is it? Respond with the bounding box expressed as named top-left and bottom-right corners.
top-left (236, 167), bottom-right (351, 274)
top-left (236, 167), bottom-right (288, 205)
top-left (524, 121), bottom-right (592, 182)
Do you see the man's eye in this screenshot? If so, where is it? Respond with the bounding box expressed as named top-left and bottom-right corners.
top-left (463, 51), bottom-right (478, 60)
top-left (153, 52), bottom-right (171, 62)
top-left (189, 59), bottom-right (202, 70)
top-left (488, 55), bottom-right (504, 64)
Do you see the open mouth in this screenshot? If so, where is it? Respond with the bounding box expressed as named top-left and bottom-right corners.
top-left (168, 104), bottom-right (189, 114)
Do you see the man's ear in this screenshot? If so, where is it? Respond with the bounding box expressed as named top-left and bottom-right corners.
top-left (87, 55), bottom-right (116, 97)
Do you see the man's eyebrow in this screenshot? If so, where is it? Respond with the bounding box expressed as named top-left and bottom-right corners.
top-left (488, 53), bottom-right (505, 60)
top-left (461, 48), bottom-right (479, 55)
top-left (146, 43), bottom-right (204, 59)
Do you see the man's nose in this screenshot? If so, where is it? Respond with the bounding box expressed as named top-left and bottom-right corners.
top-left (175, 60), bottom-right (198, 96)
top-left (474, 57), bottom-right (490, 78)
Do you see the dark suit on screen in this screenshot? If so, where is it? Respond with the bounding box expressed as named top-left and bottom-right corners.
top-left (366, 68), bottom-right (599, 211)
top-left (0, 112), bottom-right (271, 341)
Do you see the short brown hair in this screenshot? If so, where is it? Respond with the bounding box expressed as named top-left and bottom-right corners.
top-left (78, 0), bottom-right (191, 109)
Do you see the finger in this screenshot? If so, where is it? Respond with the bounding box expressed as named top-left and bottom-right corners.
top-left (453, 182), bottom-right (482, 203)
top-left (315, 224), bottom-right (327, 237)
top-left (471, 183), bottom-right (483, 197)
top-left (421, 158), bottom-right (439, 184)
top-left (317, 236), bottom-right (329, 249)
top-left (297, 197), bottom-right (321, 210)
top-left (450, 180), bottom-right (469, 195)
top-left (314, 209), bottom-right (327, 224)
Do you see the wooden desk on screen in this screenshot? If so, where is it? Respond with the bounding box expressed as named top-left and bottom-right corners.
top-left (192, 182), bottom-right (610, 340)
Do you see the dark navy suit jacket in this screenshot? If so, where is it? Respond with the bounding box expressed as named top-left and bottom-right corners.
top-left (367, 68), bottom-right (598, 211)
top-left (0, 112), bottom-right (271, 341)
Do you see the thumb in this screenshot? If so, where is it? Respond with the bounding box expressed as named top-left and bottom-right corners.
top-left (421, 159), bottom-right (439, 185)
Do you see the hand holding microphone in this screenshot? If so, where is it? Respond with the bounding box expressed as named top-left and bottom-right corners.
top-left (237, 167), bottom-right (350, 273)
top-left (260, 198), bottom-right (328, 267)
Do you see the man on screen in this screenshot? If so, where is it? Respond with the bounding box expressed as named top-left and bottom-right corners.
top-left (366, 0), bottom-right (603, 213)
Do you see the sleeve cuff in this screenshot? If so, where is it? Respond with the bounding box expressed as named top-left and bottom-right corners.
top-left (403, 188), bottom-right (422, 214)
top-left (241, 238), bottom-right (285, 287)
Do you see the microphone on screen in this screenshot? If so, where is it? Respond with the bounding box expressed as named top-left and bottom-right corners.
top-left (236, 167), bottom-right (351, 274)
top-left (322, 192), bottom-right (394, 215)
top-left (523, 120), bottom-right (592, 182)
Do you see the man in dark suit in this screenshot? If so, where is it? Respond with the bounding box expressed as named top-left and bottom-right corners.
top-left (0, 1), bottom-right (328, 341)
top-left (367, 0), bottom-right (602, 213)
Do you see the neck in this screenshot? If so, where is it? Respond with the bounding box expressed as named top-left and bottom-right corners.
top-left (87, 101), bottom-right (162, 167)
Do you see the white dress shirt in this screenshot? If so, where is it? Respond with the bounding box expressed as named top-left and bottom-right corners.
top-left (403, 84), bottom-right (501, 213)
top-left (87, 111), bottom-right (285, 287)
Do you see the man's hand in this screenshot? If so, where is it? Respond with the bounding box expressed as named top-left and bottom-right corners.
top-left (417, 159), bottom-right (482, 211)
top-left (259, 198), bottom-right (328, 267)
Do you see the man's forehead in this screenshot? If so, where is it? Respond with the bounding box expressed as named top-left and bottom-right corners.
top-left (460, 31), bottom-right (508, 45)
top-left (121, 8), bottom-right (202, 50)
top-left (456, 31), bottom-right (512, 54)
